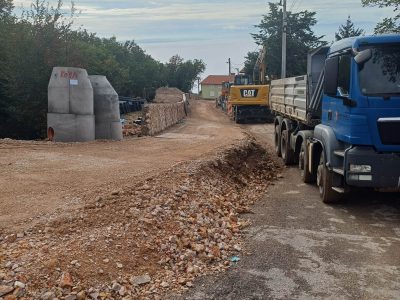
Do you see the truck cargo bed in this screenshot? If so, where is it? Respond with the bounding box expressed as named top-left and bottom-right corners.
top-left (270, 46), bottom-right (329, 127)
top-left (270, 75), bottom-right (308, 122)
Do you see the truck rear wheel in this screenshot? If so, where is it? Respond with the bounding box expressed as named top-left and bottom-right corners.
top-left (274, 123), bottom-right (281, 157)
top-left (317, 151), bottom-right (341, 203)
top-left (281, 129), bottom-right (294, 165)
top-left (299, 141), bottom-right (315, 183)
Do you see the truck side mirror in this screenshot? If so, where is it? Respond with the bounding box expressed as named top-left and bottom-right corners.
top-left (324, 56), bottom-right (339, 96)
top-left (354, 49), bottom-right (372, 65)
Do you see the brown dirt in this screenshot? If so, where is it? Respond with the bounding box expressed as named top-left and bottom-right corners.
top-left (0, 100), bottom-right (281, 299)
top-left (0, 100), bottom-right (243, 233)
top-left (0, 136), bottom-right (278, 299)
top-left (154, 87), bottom-right (184, 103)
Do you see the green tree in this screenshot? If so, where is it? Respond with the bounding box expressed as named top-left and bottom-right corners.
top-left (335, 16), bottom-right (365, 40)
top-left (0, 0), bottom-right (13, 18)
top-left (242, 51), bottom-right (259, 77)
top-left (362, 0), bottom-right (400, 33)
top-left (252, 2), bottom-right (327, 78)
top-left (166, 55), bottom-right (205, 93)
top-left (0, 1), bottom-right (205, 139)
top-left (0, 0), bottom-right (74, 139)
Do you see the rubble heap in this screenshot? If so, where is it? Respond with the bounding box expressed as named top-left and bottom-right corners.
top-left (0, 136), bottom-right (279, 300)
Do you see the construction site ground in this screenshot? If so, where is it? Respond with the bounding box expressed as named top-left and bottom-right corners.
top-left (0, 100), bottom-right (243, 232)
top-left (1, 100), bottom-right (400, 299)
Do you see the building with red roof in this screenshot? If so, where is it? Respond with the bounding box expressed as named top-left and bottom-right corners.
top-left (200, 75), bottom-right (235, 100)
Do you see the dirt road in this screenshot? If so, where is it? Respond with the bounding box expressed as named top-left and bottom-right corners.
top-left (0, 101), bottom-right (279, 299)
top-left (180, 123), bottom-right (400, 299)
top-left (0, 100), bottom-right (243, 232)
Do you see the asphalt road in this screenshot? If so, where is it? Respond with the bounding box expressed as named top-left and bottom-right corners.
top-left (180, 123), bottom-right (400, 300)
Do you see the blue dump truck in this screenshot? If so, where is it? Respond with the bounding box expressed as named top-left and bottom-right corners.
top-left (270, 34), bottom-right (400, 203)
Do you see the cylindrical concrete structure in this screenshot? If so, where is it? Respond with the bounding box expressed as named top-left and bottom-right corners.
top-left (47, 67), bottom-right (95, 142)
top-left (48, 67), bottom-right (94, 115)
top-left (89, 75), bottom-right (122, 140)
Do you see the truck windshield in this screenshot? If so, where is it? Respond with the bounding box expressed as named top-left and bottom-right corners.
top-left (359, 44), bottom-right (400, 96)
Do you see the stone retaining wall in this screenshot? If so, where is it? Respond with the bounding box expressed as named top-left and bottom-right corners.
top-left (142, 101), bottom-right (186, 136)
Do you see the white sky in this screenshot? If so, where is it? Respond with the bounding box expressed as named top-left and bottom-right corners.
top-left (13, 0), bottom-right (397, 83)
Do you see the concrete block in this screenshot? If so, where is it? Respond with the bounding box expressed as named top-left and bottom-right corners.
top-left (47, 113), bottom-right (95, 142)
top-left (48, 67), bottom-right (94, 115)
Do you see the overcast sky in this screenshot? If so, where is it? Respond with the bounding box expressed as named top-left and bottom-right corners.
top-left (14, 0), bottom-right (396, 83)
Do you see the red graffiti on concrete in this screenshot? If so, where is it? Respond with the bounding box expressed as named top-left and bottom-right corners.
top-left (60, 71), bottom-right (78, 80)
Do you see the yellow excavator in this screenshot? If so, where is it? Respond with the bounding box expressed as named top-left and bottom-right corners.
top-left (227, 47), bottom-right (273, 123)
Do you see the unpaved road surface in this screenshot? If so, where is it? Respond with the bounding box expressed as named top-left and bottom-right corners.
top-left (0, 100), bottom-right (243, 232)
top-left (180, 123), bottom-right (400, 300)
top-left (0, 102), bottom-right (279, 299)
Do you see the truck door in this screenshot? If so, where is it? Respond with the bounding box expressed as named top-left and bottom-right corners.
top-left (323, 54), bottom-right (353, 140)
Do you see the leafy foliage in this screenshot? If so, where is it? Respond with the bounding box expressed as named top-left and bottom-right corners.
top-left (362, 0), bottom-right (400, 33)
top-left (335, 16), bottom-right (365, 40)
top-left (252, 2), bottom-right (327, 78)
top-left (242, 51), bottom-right (259, 77)
top-left (0, 0), bottom-right (205, 139)
top-left (165, 55), bottom-right (205, 93)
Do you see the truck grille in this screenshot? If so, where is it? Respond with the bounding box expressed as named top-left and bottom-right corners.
top-left (378, 120), bottom-right (400, 145)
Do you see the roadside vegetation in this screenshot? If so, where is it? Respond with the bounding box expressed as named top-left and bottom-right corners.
top-left (0, 0), bottom-right (205, 139)
top-left (362, 0), bottom-right (400, 33)
top-left (243, 0), bottom-right (399, 79)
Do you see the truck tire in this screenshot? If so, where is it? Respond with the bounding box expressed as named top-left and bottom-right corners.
top-left (274, 123), bottom-right (281, 157)
top-left (317, 150), bottom-right (341, 203)
top-left (281, 129), bottom-right (294, 165)
top-left (299, 141), bottom-right (315, 183)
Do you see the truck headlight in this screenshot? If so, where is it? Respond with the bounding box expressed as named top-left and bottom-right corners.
top-left (349, 164), bottom-right (372, 173)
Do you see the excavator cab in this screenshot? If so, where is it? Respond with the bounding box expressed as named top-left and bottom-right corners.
top-left (234, 74), bottom-right (253, 86)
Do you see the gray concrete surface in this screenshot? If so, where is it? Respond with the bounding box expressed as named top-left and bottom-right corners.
top-left (179, 123), bottom-right (400, 300)
top-left (48, 67), bottom-right (94, 115)
top-left (47, 113), bottom-right (95, 142)
top-left (89, 75), bottom-right (122, 140)
top-left (48, 67), bottom-right (95, 142)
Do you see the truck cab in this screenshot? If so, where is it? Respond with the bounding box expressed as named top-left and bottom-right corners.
top-left (319, 35), bottom-right (400, 196)
top-left (270, 34), bottom-right (400, 203)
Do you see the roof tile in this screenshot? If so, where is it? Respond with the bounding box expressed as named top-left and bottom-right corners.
top-left (201, 75), bottom-right (235, 86)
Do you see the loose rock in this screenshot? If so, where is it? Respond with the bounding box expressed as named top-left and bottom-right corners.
top-left (59, 272), bottom-right (73, 288)
top-left (0, 285), bottom-right (14, 297)
top-left (130, 275), bottom-right (151, 286)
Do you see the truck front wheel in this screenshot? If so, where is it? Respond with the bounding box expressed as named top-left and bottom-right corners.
top-left (317, 151), bottom-right (340, 203)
